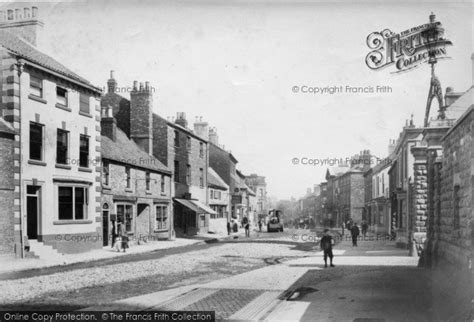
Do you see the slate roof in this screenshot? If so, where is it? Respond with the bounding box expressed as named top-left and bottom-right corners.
top-left (446, 87), bottom-right (473, 121)
top-left (101, 128), bottom-right (170, 174)
top-left (208, 168), bottom-right (228, 190)
top-left (0, 29), bottom-right (99, 90)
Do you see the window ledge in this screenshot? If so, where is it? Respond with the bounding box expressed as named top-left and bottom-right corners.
top-left (154, 229), bottom-right (168, 233)
top-left (28, 159), bottom-right (46, 166)
top-left (55, 103), bottom-right (71, 112)
top-left (125, 188), bottom-right (133, 193)
top-left (28, 94), bottom-right (47, 104)
top-left (160, 193), bottom-right (167, 196)
top-left (146, 191), bottom-right (153, 195)
top-left (78, 167), bottom-right (92, 173)
top-left (53, 220), bottom-right (93, 225)
top-left (55, 163), bottom-right (72, 170)
top-left (102, 185), bottom-right (111, 190)
top-left (79, 111), bottom-right (93, 118)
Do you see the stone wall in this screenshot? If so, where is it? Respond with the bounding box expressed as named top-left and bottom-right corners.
top-left (0, 130), bottom-right (15, 255)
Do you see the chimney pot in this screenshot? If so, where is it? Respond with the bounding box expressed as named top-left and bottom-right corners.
top-left (471, 53), bottom-right (474, 86)
top-left (139, 82), bottom-right (144, 91)
top-left (32, 7), bottom-right (38, 18)
top-left (133, 81), bottom-right (138, 91)
top-left (110, 70), bottom-right (114, 79)
top-left (145, 81), bottom-right (150, 91)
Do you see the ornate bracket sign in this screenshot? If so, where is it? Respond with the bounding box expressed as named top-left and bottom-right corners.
top-left (365, 14), bottom-right (452, 73)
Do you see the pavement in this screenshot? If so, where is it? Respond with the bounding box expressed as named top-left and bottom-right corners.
top-left (83, 239), bottom-right (439, 321)
top-left (0, 230), bottom-right (247, 274)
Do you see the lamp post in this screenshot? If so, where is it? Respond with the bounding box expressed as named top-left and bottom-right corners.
top-left (423, 12), bottom-right (447, 126)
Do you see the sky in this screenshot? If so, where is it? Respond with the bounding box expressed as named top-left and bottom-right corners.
top-left (2, 0), bottom-right (472, 200)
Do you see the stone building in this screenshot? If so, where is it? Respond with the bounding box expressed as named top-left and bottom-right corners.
top-left (367, 159), bottom-right (392, 234)
top-left (0, 7), bottom-right (103, 257)
top-left (100, 106), bottom-right (172, 246)
top-left (389, 120), bottom-right (424, 249)
top-left (101, 73), bottom-right (215, 236)
top-left (0, 119), bottom-right (15, 255)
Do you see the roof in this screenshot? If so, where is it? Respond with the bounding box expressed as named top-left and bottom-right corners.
top-left (0, 117), bottom-right (15, 135)
top-left (157, 114), bottom-right (207, 143)
top-left (445, 87), bottom-right (473, 120)
top-left (174, 198), bottom-right (217, 215)
top-left (209, 141), bottom-right (238, 164)
top-left (101, 128), bottom-right (170, 174)
top-left (0, 30), bottom-right (101, 92)
top-left (208, 168), bottom-right (229, 190)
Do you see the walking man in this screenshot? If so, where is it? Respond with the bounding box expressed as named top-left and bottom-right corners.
top-left (361, 220), bottom-right (368, 240)
top-left (258, 219), bottom-right (262, 232)
top-left (245, 222), bottom-right (250, 237)
top-left (320, 229), bottom-right (335, 267)
top-left (350, 223), bottom-right (360, 247)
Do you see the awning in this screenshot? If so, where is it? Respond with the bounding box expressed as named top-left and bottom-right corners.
top-left (174, 198), bottom-right (217, 215)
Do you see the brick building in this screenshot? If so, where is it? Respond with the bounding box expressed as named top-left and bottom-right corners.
top-left (100, 106), bottom-right (172, 246)
top-left (208, 129), bottom-right (239, 220)
top-left (0, 7), bottom-right (103, 257)
top-left (101, 73), bottom-right (215, 236)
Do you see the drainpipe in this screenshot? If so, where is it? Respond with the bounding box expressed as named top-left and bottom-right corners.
top-left (15, 59), bottom-right (24, 258)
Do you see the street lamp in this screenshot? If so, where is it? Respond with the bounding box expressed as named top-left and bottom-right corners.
top-left (423, 12), bottom-right (447, 126)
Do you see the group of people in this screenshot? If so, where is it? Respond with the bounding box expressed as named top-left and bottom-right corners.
top-left (111, 222), bottom-right (129, 252)
top-left (226, 216), bottom-right (252, 237)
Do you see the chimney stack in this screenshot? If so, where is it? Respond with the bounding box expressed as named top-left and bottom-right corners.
top-left (175, 112), bottom-right (188, 128)
top-left (101, 106), bottom-right (116, 141)
top-left (209, 127), bottom-right (219, 146)
top-left (388, 139), bottom-right (396, 155)
top-left (0, 6), bottom-right (43, 46)
top-left (193, 116), bottom-right (209, 140)
top-left (130, 80), bottom-right (153, 154)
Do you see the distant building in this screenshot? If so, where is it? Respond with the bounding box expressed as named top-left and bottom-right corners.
top-left (244, 174), bottom-right (268, 221)
top-left (0, 7), bottom-right (102, 257)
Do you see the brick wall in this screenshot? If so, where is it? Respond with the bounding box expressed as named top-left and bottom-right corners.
top-left (437, 108), bottom-right (473, 269)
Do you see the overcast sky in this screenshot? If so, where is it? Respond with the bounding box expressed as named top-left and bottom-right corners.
top-left (3, 0), bottom-right (472, 199)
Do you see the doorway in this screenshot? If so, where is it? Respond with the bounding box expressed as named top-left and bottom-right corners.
top-left (26, 185), bottom-right (40, 240)
top-left (102, 203), bottom-right (109, 246)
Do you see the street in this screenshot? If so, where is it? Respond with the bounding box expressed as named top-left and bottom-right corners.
top-left (1, 229), bottom-right (461, 321)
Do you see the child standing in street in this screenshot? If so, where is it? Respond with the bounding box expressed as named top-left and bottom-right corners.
top-left (320, 229), bottom-right (335, 268)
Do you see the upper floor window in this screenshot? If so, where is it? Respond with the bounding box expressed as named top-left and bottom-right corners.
top-left (146, 171), bottom-right (151, 191)
top-left (186, 164), bottom-right (191, 185)
top-left (56, 86), bottom-right (68, 106)
top-left (186, 136), bottom-right (191, 152)
top-left (79, 135), bottom-right (89, 168)
top-left (174, 130), bottom-right (180, 147)
top-left (125, 167), bottom-right (131, 189)
top-left (174, 160), bottom-right (180, 183)
top-left (79, 93), bottom-right (90, 114)
top-left (161, 174), bottom-right (165, 193)
top-left (102, 161), bottom-right (110, 186)
top-left (199, 168), bottom-right (204, 188)
top-left (199, 142), bottom-right (204, 158)
top-left (30, 75), bottom-right (43, 98)
top-left (56, 129), bottom-right (69, 165)
top-left (29, 122), bottom-right (43, 161)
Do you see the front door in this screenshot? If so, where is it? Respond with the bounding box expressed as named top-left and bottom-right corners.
top-left (102, 210), bottom-right (109, 246)
top-left (26, 185), bottom-right (40, 240)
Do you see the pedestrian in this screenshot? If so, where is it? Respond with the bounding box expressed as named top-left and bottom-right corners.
top-left (350, 223), bottom-right (360, 247)
top-left (346, 219), bottom-right (352, 232)
top-left (361, 220), bottom-right (368, 239)
top-left (341, 222), bottom-right (345, 236)
top-left (111, 221), bottom-right (118, 248)
top-left (258, 219), bottom-right (262, 232)
top-left (320, 229), bottom-right (335, 267)
top-left (245, 222), bottom-right (250, 237)
top-left (232, 220), bottom-right (238, 233)
top-left (119, 222), bottom-right (129, 252)
top-left (227, 221), bottom-right (231, 235)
